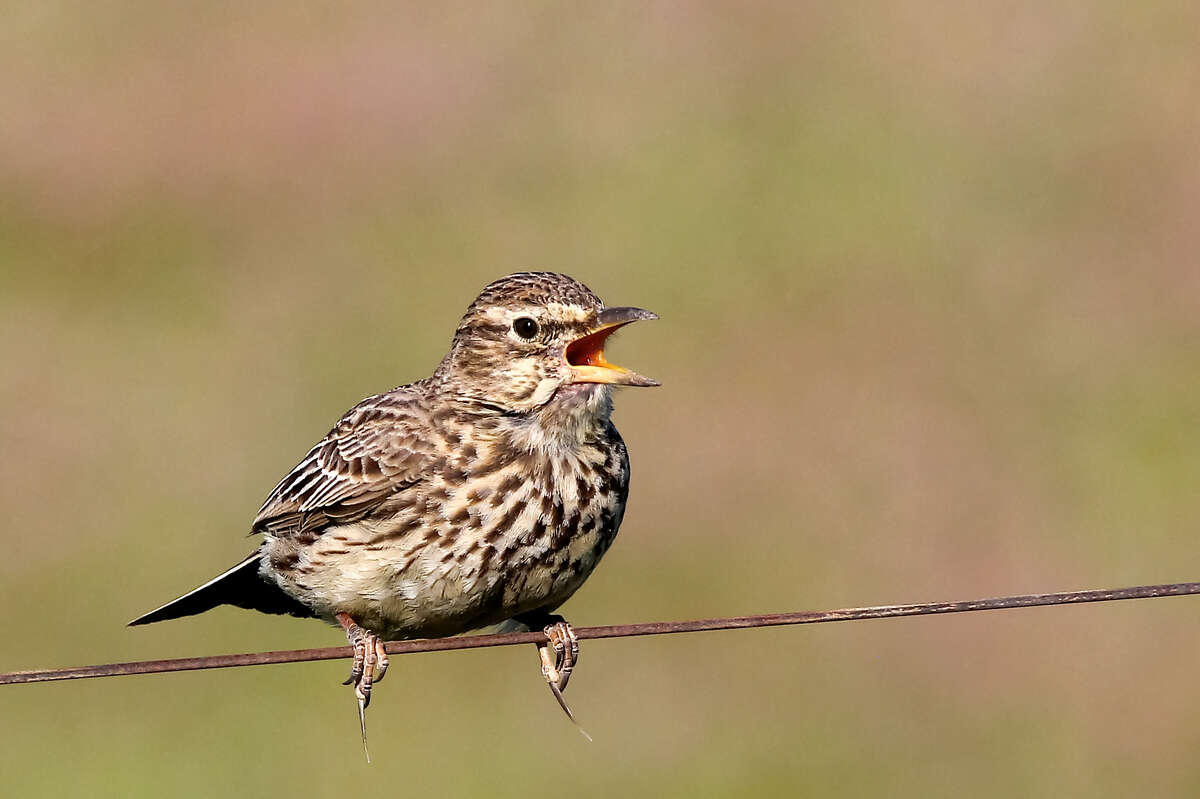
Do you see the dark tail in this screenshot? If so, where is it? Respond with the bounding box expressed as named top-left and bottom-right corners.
top-left (128, 553), bottom-right (316, 626)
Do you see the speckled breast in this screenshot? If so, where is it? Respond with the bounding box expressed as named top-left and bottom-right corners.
top-left (267, 423), bottom-right (630, 639)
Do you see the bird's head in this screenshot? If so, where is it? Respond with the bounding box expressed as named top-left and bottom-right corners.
top-left (438, 272), bottom-right (659, 415)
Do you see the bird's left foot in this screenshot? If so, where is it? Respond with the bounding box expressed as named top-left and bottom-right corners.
top-left (336, 612), bottom-right (388, 761)
top-left (540, 619), bottom-right (579, 695)
top-left (520, 614), bottom-right (587, 735)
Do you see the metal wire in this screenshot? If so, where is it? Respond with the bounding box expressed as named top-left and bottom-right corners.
top-left (2, 580), bottom-right (1197, 686)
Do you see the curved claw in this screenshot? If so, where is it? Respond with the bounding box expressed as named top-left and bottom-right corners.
top-left (356, 695), bottom-right (370, 764)
top-left (372, 636), bottom-right (390, 685)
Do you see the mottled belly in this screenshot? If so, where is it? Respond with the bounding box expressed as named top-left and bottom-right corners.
top-left (262, 464), bottom-right (624, 638)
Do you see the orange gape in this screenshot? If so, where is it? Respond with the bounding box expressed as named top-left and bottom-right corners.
top-left (566, 325), bottom-right (621, 368)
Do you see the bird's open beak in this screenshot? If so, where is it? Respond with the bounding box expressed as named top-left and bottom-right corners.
top-left (565, 306), bottom-right (660, 387)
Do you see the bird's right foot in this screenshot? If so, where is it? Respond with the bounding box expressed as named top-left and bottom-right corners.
top-left (336, 612), bottom-right (388, 761)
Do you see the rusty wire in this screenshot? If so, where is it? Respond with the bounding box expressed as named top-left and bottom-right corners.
top-left (2, 580), bottom-right (1197, 686)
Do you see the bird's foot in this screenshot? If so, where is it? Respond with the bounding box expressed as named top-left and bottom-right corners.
top-left (336, 612), bottom-right (388, 762)
top-left (531, 617), bottom-right (589, 739)
top-left (539, 619), bottom-right (579, 694)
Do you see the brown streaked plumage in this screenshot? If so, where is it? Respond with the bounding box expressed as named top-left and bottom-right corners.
top-left (130, 272), bottom-right (658, 750)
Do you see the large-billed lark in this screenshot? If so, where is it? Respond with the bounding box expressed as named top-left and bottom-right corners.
top-left (130, 272), bottom-right (658, 747)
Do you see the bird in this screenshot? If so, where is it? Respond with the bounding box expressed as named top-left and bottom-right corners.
top-left (130, 271), bottom-right (658, 751)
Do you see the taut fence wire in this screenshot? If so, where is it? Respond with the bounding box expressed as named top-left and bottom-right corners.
top-left (3, 581), bottom-right (1197, 686)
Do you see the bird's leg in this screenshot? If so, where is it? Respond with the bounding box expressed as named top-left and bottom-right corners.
top-left (336, 612), bottom-right (387, 761)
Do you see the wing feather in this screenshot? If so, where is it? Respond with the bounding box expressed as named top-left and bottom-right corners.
top-left (251, 388), bottom-right (437, 536)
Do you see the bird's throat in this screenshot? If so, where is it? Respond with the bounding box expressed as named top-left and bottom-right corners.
top-left (516, 383), bottom-right (613, 451)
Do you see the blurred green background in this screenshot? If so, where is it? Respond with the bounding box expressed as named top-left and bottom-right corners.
top-left (2, 2), bottom-right (1199, 796)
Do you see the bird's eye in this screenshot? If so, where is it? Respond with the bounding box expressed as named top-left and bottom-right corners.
top-left (512, 317), bottom-right (539, 339)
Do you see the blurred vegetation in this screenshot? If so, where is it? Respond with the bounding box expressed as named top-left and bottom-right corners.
top-left (2, 2), bottom-right (1198, 796)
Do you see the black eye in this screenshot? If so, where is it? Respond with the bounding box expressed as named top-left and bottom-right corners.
top-left (512, 317), bottom-right (539, 339)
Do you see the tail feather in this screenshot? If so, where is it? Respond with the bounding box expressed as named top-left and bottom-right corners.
top-left (128, 553), bottom-right (316, 626)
